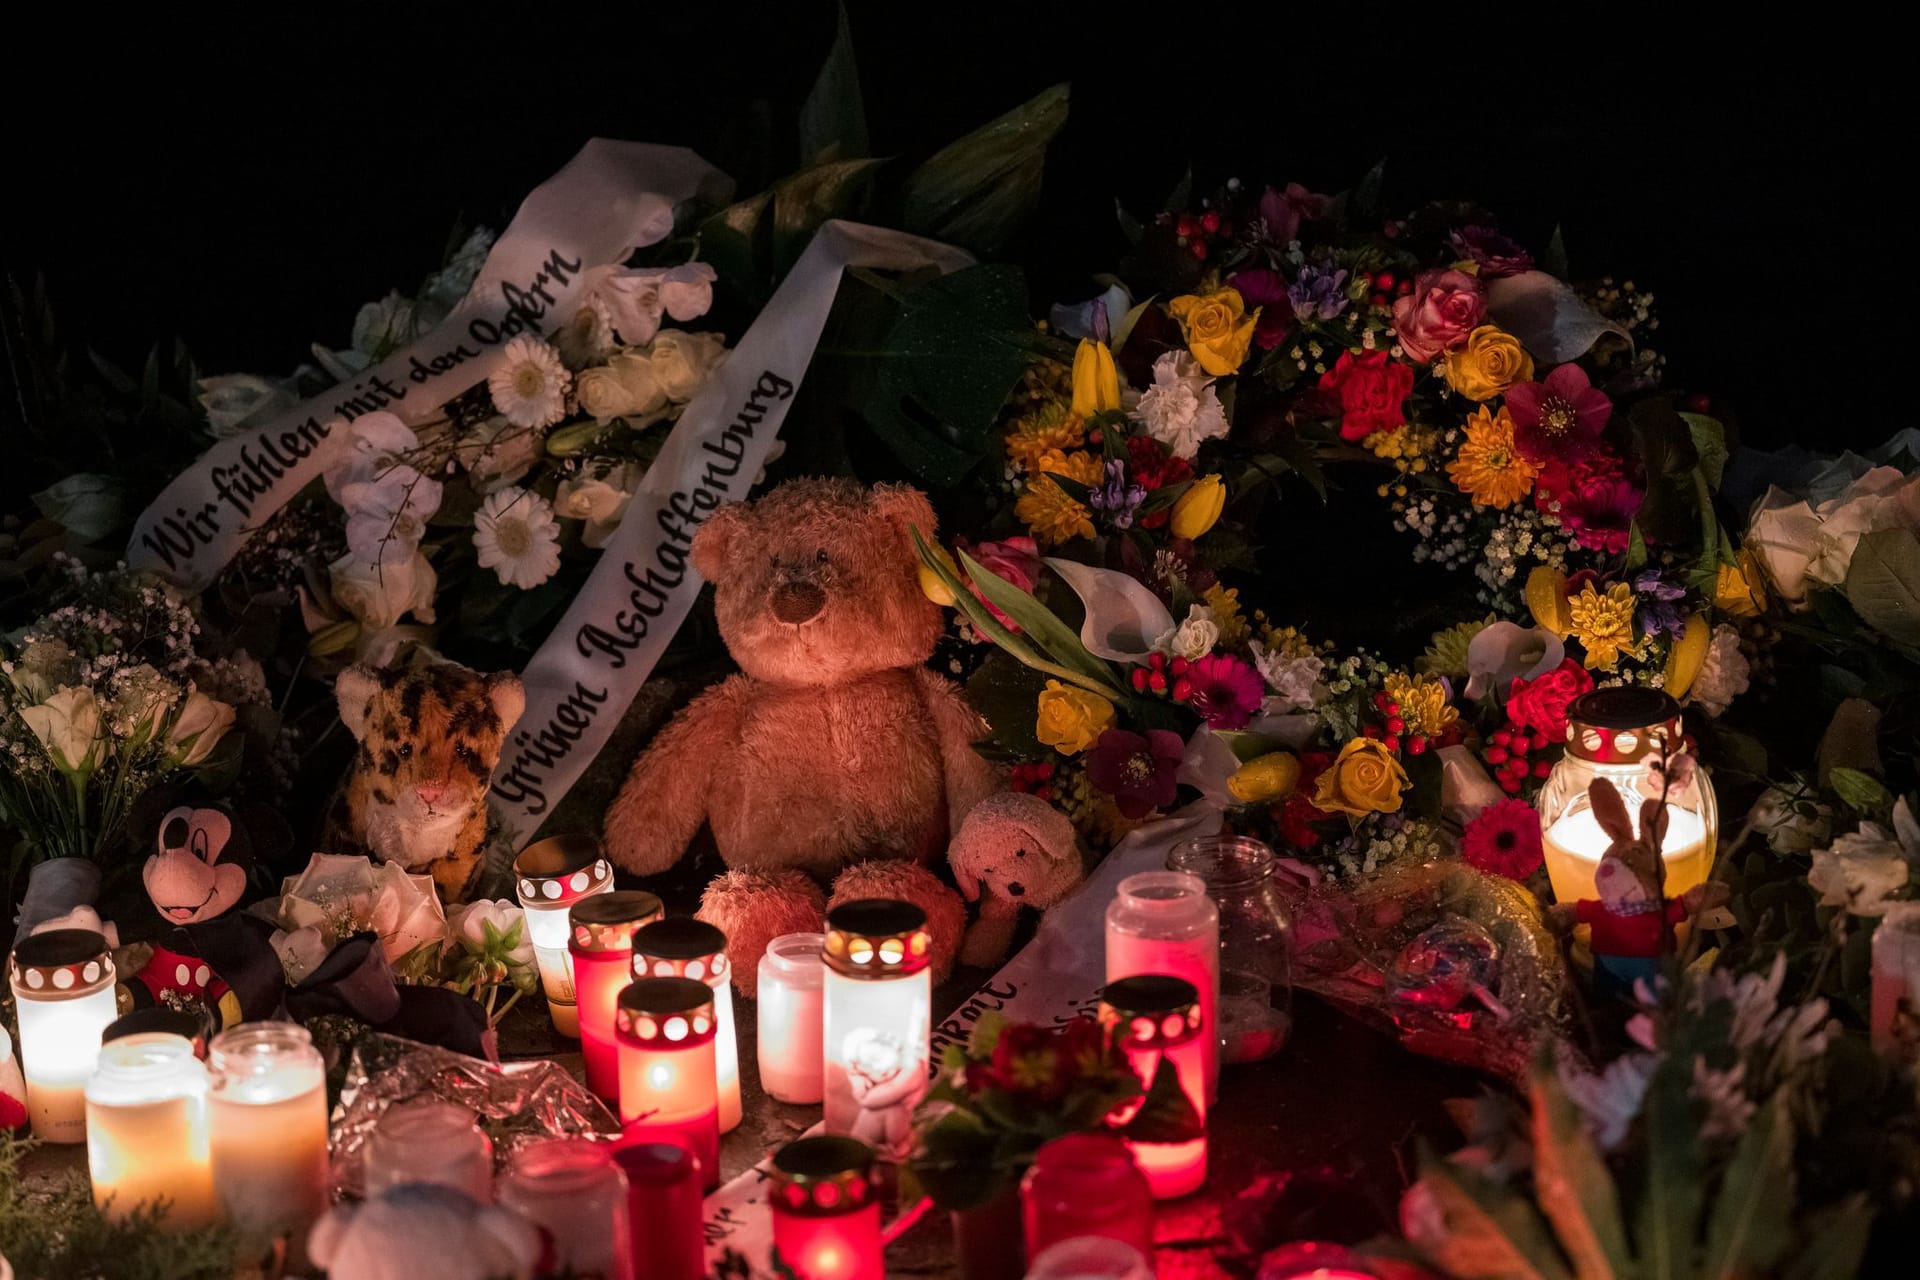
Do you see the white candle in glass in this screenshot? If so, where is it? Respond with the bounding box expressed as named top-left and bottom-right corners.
top-left (631, 918), bottom-right (742, 1132)
top-left (208, 1022), bottom-right (330, 1253)
top-left (86, 1032), bottom-right (219, 1226)
top-left (364, 1099), bottom-right (493, 1202)
top-left (758, 932), bottom-right (826, 1104)
top-left (514, 835), bottom-right (615, 1039)
top-left (9, 928), bottom-right (119, 1144)
top-left (821, 901), bottom-right (932, 1162)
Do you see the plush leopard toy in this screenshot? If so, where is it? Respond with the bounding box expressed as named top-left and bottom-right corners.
top-left (326, 661), bottom-right (525, 902)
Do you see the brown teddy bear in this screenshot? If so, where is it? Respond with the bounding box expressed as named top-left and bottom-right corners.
top-left (604, 478), bottom-right (1002, 992)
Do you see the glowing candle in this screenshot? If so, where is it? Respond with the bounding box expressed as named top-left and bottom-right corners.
top-left (1104, 873), bottom-right (1219, 1104)
top-left (207, 1022), bottom-right (330, 1257)
top-left (103, 1007), bottom-right (215, 1058)
top-left (820, 900), bottom-right (932, 1162)
top-left (364, 1098), bottom-right (493, 1202)
top-left (758, 931), bottom-right (826, 1104)
top-left (631, 918), bottom-right (741, 1132)
top-left (85, 1032), bottom-right (219, 1227)
top-left (570, 890), bottom-right (666, 1100)
top-left (1024, 1236), bottom-right (1155, 1280)
top-left (1098, 976), bottom-right (1207, 1200)
top-left (1, 1025), bottom-right (24, 1129)
top-left (768, 1135), bottom-right (884, 1280)
top-left (9, 928), bottom-right (118, 1144)
top-left (513, 834), bottom-right (615, 1038)
top-left (616, 976), bottom-right (721, 1189)
top-left (1020, 1132), bottom-right (1154, 1258)
top-left (614, 1142), bottom-right (706, 1280)
top-left (1536, 689), bottom-right (1718, 908)
top-left (1254, 1240), bottom-right (1383, 1278)
top-left (499, 1137), bottom-right (633, 1280)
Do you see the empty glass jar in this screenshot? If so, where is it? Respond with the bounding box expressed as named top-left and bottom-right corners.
top-left (1166, 835), bottom-right (1292, 1063)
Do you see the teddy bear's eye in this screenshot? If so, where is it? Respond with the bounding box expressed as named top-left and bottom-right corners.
top-left (397, 742), bottom-right (413, 759)
top-left (816, 549), bottom-right (830, 564)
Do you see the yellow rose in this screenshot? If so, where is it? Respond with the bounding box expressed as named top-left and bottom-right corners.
top-left (1170, 474), bottom-right (1226, 539)
top-left (1168, 287), bottom-right (1258, 376)
top-left (1070, 339), bottom-right (1121, 418)
top-left (1443, 325), bottom-right (1535, 402)
top-left (1713, 552), bottom-right (1767, 619)
top-left (1228, 752), bottom-right (1301, 804)
top-left (1312, 737), bottom-right (1410, 817)
top-left (1035, 680), bottom-right (1116, 755)
top-left (918, 544), bottom-right (960, 606)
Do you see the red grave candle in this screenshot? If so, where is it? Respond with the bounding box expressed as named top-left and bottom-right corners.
top-left (614, 1142), bottom-right (706, 1280)
top-left (615, 977), bottom-right (721, 1190)
top-left (1021, 1131), bottom-right (1155, 1258)
top-left (768, 1136), bottom-right (883, 1280)
top-left (570, 891), bottom-right (665, 1101)
top-left (1099, 975), bottom-right (1208, 1200)
top-left (631, 918), bottom-right (741, 1133)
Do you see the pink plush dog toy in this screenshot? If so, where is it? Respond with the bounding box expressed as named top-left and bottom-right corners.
top-left (947, 792), bottom-right (1084, 969)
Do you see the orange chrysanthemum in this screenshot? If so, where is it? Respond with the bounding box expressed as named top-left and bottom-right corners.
top-left (1446, 406), bottom-right (1539, 508)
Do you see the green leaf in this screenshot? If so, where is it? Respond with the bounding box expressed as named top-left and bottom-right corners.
top-left (958, 549), bottom-right (1123, 693)
top-left (771, 157), bottom-right (886, 275)
top-left (967, 1008), bottom-right (1007, 1057)
top-left (1410, 1163), bottom-right (1569, 1280)
top-left (1636, 1054), bottom-right (1704, 1280)
top-left (1829, 766), bottom-right (1893, 818)
top-left (901, 83), bottom-right (1069, 253)
top-left (1352, 157), bottom-right (1388, 221)
top-left (1542, 226), bottom-right (1570, 281)
top-left (1120, 1056), bottom-right (1203, 1144)
top-left (1843, 526), bottom-right (1920, 646)
top-left (1528, 1055), bottom-right (1632, 1280)
top-left (1701, 1093), bottom-right (1794, 1279)
top-left (914, 531), bottom-right (1112, 696)
top-left (1679, 412), bottom-right (1729, 491)
top-left (1625, 521), bottom-right (1649, 573)
top-left (697, 190), bottom-right (774, 305)
top-left (1780, 1196), bottom-right (1873, 1280)
top-left (797, 2), bottom-right (867, 164)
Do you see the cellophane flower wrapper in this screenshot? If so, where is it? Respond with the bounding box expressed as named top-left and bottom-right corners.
top-left (328, 1032), bottom-right (620, 1199)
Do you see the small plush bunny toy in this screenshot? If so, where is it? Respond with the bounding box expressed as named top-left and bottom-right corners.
top-left (947, 792), bottom-right (1084, 969)
top-left (1546, 774), bottom-right (1727, 999)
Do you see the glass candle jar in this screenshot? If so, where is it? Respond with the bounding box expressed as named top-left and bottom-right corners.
top-left (1104, 872), bottom-right (1219, 1104)
top-left (207, 1021), bottom-right (330, 1254)
top-left (631, 918), bottom-right (742, 1133)
top-left (513, 834), bottom-right (615, 1038)
top-left (758, 931), bottom-right (826, 1105)
top-left (1021, 1132), bottom-right (1154, 1258)
top-left (571, 890), bottom-right (666, 1100)
top-left (1872, 901), bottom-right (1920, 1059)
top-left (821, 900), bottom-right (933, 1162)
top-left (1098, 975), bottom-right (1207, 1200)
top-left (1253, 1241), bottom-right (1383, 1279)
top-left (1537, 688), bottom-right (1717, 908)
top-left (364, 1098), bottom-right (494, 1202)
top-left (9, 927), bottom-right (118, 1143)
top-left (103, 1006), bottom-right (216, 1058)
top-left (0, 1025), bottom-right (24, 1132)
top-left (499, 1137), bottom-right (633, 1280)
top-left (85, 1032), bottom-right (219, 1226)
top-left (769, 1135), bottom-right (884, 1280)
top-left (1024, 1236), bottom-right (1155, 1280)
top-left (614, 1142), bottom-right (706, 1280)
top-left (616, 976), bottom-right (721, 1189)
top-left (1167, 836), bottom-right (1292, 1064)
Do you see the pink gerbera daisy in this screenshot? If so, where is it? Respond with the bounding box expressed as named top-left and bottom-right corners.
top-left (1186, 654), bottom-right (1265, 729)
top-left (1561, 476), bottom-right (1644, 554)
top-left (1506, 364), bottom-right (1612, 464)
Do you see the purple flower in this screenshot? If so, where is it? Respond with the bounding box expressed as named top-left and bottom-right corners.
top-left (1088, 460), bottom-right (1147, 530)
top-left (1187, 654), bottom-right (1265, 729)
top-left (1257, 183), bottom-right (1330, 245)
top-left (1288, 264), bottom-right (1351, 323)
top-left (1633, 571), bottom-right (1688, 639)
top-left (1448, 225), bottom-right (1534, 278)
top-left (1085, 728), bottom-right (1185, 819)
top-left (1230, 269), bottom-right (1293, 351)
top-left (1507, 365), bottom-right (1613, 464)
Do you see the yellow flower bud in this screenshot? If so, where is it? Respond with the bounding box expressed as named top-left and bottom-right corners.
top-left (544, 421), bottom-right (607, 457)
top-left (1171, 474), bottom-right (1226, 540)
top-left (307, 620), bottom-right (361, 657)
top-left (1713, 552), bottom-right (1767, 619)
top-left (1228, 752), bottom-right (1301, 805)
top-left (1664, 612), bottom-right (1711, 698)
top-left (918, 545), bottom-right (961, 606)
top-left (1524, 565), bottom-right (1573, 638)
top-left (1070, 339), bottom-right (1121, 419)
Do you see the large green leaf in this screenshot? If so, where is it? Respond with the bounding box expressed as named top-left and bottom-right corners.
top-left (901, 83), bottom-right (1069, 253)
top-left (1636, 1055), bottom-right (1704, 1280)
top-left (1411, 1164), bottom-right (1571, 1280)
top-left (1701, 1094), bottom-right (1794, 1279)
top-left (1528, 1059), bottom-right (1632, 1280)
top-left (695, 190), bottom-right (774, 309)
top-left (861, 265), bottom-right (1035, 485)
top-left (1679, 412), bottom-right (1729, 492)
top-left (1844, 526), bottom-right (1920, 646)
top-left (1780, 1196), bottom-right (1872, 1280)
top-left (797, 2), bottom-right (867, 164)
top-left (958, 549), bottom-right (1123, 693)
top-left (771, 157), bottom-right (886, 275)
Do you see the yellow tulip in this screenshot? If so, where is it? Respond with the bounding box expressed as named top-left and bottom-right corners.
top-left (1171, 474), bottom-right (1226, 539)
top-left (1070, 339), bottom-right (1121, 419)
top-left (1524, 566), bottom-right (1573, 638)
top-left (1228, 752), bottom-right (1301, 805)
top-left (1713, 552), bottom-right (1767, 619)
top-left (1664, 612), bottom-right (1711, 697)
top-left (918, 545), bottom-right (960, 606)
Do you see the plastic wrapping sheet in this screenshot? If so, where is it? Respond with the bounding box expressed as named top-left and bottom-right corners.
top-left (328, 1033), bottom-right (620, 1199)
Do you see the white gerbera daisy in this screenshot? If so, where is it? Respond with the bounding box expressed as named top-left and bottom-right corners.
top-left (487, 336), bottom-right (571, 429)
top-left (472, 487), bottom-right (562, 589)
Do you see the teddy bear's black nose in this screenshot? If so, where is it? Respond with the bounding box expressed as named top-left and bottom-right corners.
top-left (1007, 881), bottom-right (1025, 897)
top-left (772, 581), bottom-right (827, 624)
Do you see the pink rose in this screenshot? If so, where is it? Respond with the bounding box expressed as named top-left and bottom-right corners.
top-left (1391, 269), bottom-right (1487, 364)
top-left (966, 536), bottom-right (1043, 629)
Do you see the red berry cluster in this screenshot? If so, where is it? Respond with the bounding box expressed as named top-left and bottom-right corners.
top-left (1357, 690), bottom-right (1461, 758)
top-left (1130, 652), bottom-right (1196, 703)
top-left (1483, 723), bottom-right (1555, 795)
top-left (1010, 761), bottom-right (1058, 801)
top-left (1166, 208), bottom-right (1229, 261)
top-left (1368, 270), bottom-right (1416, 313)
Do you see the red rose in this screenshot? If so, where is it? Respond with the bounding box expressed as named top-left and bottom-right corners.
top-left (1504, 658), bottom-right (1595, 739)
top-left (1274, 751), bottom-right (1336, 849)
top-left (1318, 349), bottom-right (1413, 442)
top-left (1391, 269), bottom-right (1486, 363)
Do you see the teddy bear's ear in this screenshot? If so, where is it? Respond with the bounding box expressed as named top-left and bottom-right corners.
top-left (691, 503), bottom-right (751, 582)
top-left (335, 666), bottom-right (381, 741)
top-left (870, 483), bottom-right (937, 546)
top-left (486, 672), bottom-right (526, 732)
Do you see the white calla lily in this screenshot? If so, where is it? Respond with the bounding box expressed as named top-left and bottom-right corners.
top-left (1043, 558), bottom-right (1175, 664)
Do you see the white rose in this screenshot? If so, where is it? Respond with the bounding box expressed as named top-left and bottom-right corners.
top-left (554, 465), bottom-right (637, 549)
top-left (446, 899), bottom-right (536, 970)
top-left (276, 853), bottom-right (447, 969)
top-left (271, 925), bottom-right (332, 985)
top-left (1744, 489), bottom-right (1823, 609)
top-left (650, 330), bottom-right (728, 403)
top-left (1748, 786), bottom-right (1834, 855)
top-left (1156, 605), bottom-right (1220, 662)
top-left (33, 473), bottom-right (123, 542)
top-left (199, 373), bottom-right (298, 439)
top-left (352, 290), bottom-right (424, 360)
top-left (368, 863), bottom-right (450, 966)
top-left (577, 353), bottom-right (667, 421)
top-left (457, 419), bottom-right (542, 491)
top-left (1809, 827), bottom-right (1910, 916)
top-left (20, 686), bottom-right (106, 773)
top-left (330, 550), bottom-right (438, 630)
top-left (166, 690), bottom-right (236, 766)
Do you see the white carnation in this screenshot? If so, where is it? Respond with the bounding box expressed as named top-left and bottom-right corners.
top-left (1132, 351), bottom-right (1228, 460)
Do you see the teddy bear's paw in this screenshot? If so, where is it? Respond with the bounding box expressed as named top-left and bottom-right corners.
top-left (828, 861), bottom-right (968, 985)
top-left (697, 869), bottom-right (827, 997)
